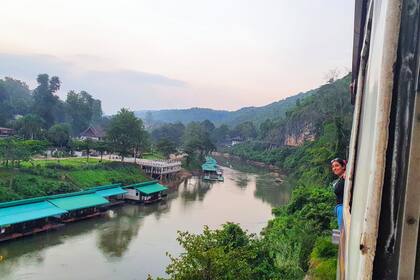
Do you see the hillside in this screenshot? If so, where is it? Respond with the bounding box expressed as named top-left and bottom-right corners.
top-left (135, 90), bottom-right (312, 127)
top-left (0, 159), bottom-right (148, 202)
top-left (230, 73), bottom-right (353, 183)
top-left (266, 74), bottom-right (353, 146)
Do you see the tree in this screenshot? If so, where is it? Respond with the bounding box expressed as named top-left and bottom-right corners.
top-left (133, 119), bottom-right (150, 163)
top-left (74, 138), bottom-right (94, 162)
top-left (156, 138), bottom-right (177, 158)
top-left (0, 138), bottom-right (48, 167)
top-left (0, 82), bottom-right (13, 126)
top-left (65, 90), bottom-right (103, 135)
top-left (106, 108), bottom-right (146, 161)
top-left (94, 141), bottom-right (109, 162)
top-left (0, 77), bottom-right (32, 119)
top-left (200, 120), bottom-right (215, 133)
top-left (151, 122), bottom-right (185, 147)
top-left (259, 119), bottom-right (274, 139)
top-left (47, 123), bottom-right (71, 149)
top-left (184, 123), bottom-right (215, 154)
top-left (13, 114), bottom-right (45, 140)
top-left (32, 74), bottom-right (61, 128)
top-left (163, 223), bottom-right (275, 280)
top-left (232, 121), bottom-right (257, 140)
top-left (211, 124), bottom-right (230, 145)
top-left (324, 68), bottom-right (341, 84)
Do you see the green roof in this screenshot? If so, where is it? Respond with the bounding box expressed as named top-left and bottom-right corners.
top-left (124, 180), bottom-right (158, 189)
top-left (49, 194), bottom-right (109, 211)
top-left (0, 201), bottom-right (67, 227)
top-left (205, 156), bottom-right (217, 164)
top-left (0, 190), bottom-right (101, 209)
top-left (135, 183), bottom-right (168, 195)
top-left (88, 183), bottom-right (122, 191)
top-left (96, 187), bottom-right (127, 197)
top-left (202, 163), bottom-right (217, 172)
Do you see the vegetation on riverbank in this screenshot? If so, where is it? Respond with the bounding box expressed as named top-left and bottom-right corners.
top-left (0, 158), bottom-right (148, 202)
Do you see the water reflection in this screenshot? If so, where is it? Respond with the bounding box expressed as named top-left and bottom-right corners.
top-left (96, 206), bottom-right (144, 259)
top-left (216, 157), bottom-right (291, 208)
top-left (97, 201), bottom-right (173, 259)
top-left (213, 156), bottom-right (267, 175)
top-left (0, 238), bottom-right (51, 278)
top-left (234, 173), bottom-right (251, 188)
top-left (180, 178), bottom-right (213, 203)
top-left (0, 218), bottom-right (104, 278)
top-left (254, 175), bottom-right (291, 208)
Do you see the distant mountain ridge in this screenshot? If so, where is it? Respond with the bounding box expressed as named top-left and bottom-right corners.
top-left (135, 90), bottom-right (314, 127)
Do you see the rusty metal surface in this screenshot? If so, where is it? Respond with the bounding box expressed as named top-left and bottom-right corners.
top-left (345, 0), bottom-right (403, 278)
top-left (372, 0), bottom-right (420, 277)
top-left (351, 0), bottom-right (370, 103)
top-left (342, 2), bottom-right (374, 279)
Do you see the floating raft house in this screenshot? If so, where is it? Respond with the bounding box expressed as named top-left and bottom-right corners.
top-left (0, 181), bottom-right (167, 242)
top-left (124, 181), bottom-right (168, 204)
top-left (201, 157), bottom-right (224, 181)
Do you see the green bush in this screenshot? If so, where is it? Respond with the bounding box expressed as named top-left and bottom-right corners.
top-left (308, 236), bottom-right (338, 280)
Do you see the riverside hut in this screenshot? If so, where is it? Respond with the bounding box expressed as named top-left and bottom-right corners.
top-left (124, 181), bottom-right (168, 204)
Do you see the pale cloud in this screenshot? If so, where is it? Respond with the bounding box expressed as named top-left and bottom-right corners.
top-left (0, 0), bottom-right (354, 113)
top-left (0, 53), bottom-right (187, 113)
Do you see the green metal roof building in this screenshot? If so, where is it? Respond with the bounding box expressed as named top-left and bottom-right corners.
top-left (125, 181), bottom-right (168, 195)
top-left (0, 201), bottom-right (67, 227)
top-left (49, 194), bottom-right (109, 211)
top-left (0, 180), bottom-right (168, 241)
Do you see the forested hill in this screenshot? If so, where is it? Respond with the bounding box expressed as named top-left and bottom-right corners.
top-left (231, 73), bottom-right (353, 184)
top-left (135, 90), bottom-right (312, 127)
top-left (263, 73), bottom-right (353, 147)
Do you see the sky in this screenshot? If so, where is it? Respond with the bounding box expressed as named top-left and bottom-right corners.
top-left (0, 0), bottom-right (354, 114)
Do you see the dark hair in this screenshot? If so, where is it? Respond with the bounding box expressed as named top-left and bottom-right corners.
top-left (331, 158), bottom-right (347, 168)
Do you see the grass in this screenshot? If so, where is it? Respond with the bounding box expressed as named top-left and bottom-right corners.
top-left (142, 152), bottom-right (165, 160)
top-left (21, 157), bottom-right (104, 168)
top-left (68, 166), bottom-right (148, 188)
top-left (0, 158), bottom-right (150, 202)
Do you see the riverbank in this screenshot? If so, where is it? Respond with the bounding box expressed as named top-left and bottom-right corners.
top-left (0, 158), bottom-right (149, 202)
top-left (212, 152), bottom-right (286, 183)
top-left (162, 168), bottom-right (193, 188)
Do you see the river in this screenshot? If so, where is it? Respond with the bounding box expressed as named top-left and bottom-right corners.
top-left (0, 164), bottom-right (291, 280)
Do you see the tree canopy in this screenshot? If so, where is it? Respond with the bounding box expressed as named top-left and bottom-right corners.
top-left (66, 90), bottom-right (102, 134)
top-left (0, 74), bottom-right (104, 138)
top-left (106, 108), bottom-right (148, 161)
top-left (32, 74), bottom-right (61, 128)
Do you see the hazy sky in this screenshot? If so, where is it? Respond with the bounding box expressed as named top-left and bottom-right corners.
top-left (0, 0), bottom-right (354, 114)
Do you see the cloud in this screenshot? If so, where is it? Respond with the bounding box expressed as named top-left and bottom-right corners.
top-left (0, 53), bottom-right (187, 113)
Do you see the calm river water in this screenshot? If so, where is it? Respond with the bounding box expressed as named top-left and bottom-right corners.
top-left (0, 164), bottom-right (291, 280)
